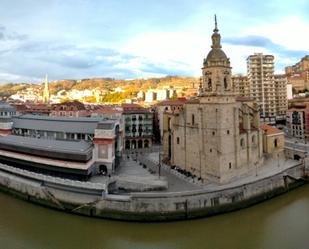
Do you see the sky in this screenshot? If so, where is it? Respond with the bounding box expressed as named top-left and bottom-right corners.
top-left (0, 0), bottom-right (308, 83)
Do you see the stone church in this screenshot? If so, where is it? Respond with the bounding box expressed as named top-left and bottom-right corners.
top-left (163, 18), bottom-right (266, 184)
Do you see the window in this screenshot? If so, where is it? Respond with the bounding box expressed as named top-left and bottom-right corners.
top-left (192, 114), bottom-right (195, 125)
top-left (252, 135), bottom-right (256, 144)
top-left (227, 130), bottom-right (230, 135)
top-left (224, 77), bottom-right (228, 89)
top-left (212, 131), bottom-right (215, 136)
top-left (240, 138), bottom-right (245, 148)
top-left (168, 117), bottom-right (171, 131)
top-left (177, 137), bottom-right (180, 144)
top-left (98, 144), bottom-right (108, 159)
top-left (229, 162), bottom-right (232, 169)
top-left (208, 78), bottom-right (212, 89)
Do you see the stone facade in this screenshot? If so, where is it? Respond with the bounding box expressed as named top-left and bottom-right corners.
top-left (261, 124), bottom-right (285, 158)
top-left (163, 18), bottom-right (264, 184)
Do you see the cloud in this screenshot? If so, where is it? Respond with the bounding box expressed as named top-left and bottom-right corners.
top-left (224, 35), bottom-right (308, 60)
top-left (0, 26), bottom-right (27, 41)
top-left (0, 30), bottom-right (191, 82)
top-left (0, 3), bottom-right (309, 83)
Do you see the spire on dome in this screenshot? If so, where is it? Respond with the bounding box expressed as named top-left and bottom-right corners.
top-left (214, 14), bottom-right (218, 32)
top-left (211, 14), bottom-right (221, 49)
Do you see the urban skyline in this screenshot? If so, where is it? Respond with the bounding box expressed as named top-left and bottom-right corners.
top-left (0, 0), bottom-right (308, 83)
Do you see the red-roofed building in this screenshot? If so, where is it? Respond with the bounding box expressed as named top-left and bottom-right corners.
top-left (90, 106), bottom-right (122, 120)
top-left (260, 124), bottom-right (284, 156)
top-left (51, 101), bottom-right (89, 117)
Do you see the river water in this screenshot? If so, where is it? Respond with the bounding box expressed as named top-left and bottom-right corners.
top-left (0, 185), bottom-right (308, 249)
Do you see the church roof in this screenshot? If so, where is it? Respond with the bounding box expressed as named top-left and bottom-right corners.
top-left (206, 48), bottom-right (228, 62)
top-left (260, 124), bottom-right (283, 135)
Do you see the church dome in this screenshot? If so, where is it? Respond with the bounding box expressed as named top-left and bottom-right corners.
top-left (204, 15), bottom-right (229, 65)
top-left (205, 48), bottom-right (228, 62)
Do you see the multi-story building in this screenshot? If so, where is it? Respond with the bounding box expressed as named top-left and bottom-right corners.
top-left (286, 107), bottom-right (307, 140)
top-left (51, 100), bottom-right (89, 117)
top-left (156, 89), bottom-right (169, 101)
top-left (274, 74), bottom-right (288, 121)
top-left (0, 110), bottom-right (122, 178)
top-left (247, 53), bottom-right (276, 124)
top-left (90, 106), bottom-right (122, 120)
top-left (286, 55), bottom-right (309, 92)
top-left (232, 75), bottom-right (249, 97)
top-left (122, 104), bottom-right (153, 150)
top-left (0, 103), bottom-right (16, 136)
top-left (145, 90), bottom-right (157, 103)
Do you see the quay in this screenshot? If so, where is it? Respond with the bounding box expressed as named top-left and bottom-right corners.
top-left (0, 151), bottom-right (307, 221)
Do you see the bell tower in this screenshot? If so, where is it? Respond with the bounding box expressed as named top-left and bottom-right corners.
top-left (200, 15), bottom-right (234, 96)
top-left (198, 16), bottom-right (240, 183)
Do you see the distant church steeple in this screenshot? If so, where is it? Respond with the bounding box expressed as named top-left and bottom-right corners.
top-left (43, 74), bottom-right (50, 104)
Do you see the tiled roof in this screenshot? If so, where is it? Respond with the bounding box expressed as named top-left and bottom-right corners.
top-left (260, 124), bottom-right (283, 135)
top-left (91, 107), bottom-right (122, 114)
top-left (156, 99), bottom-right (187, 106)
top-left (121, 103), bottom-right (150, 114)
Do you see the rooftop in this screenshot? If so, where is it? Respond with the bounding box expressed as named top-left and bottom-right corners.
top-left (156, 99), bottom-right (187, 106)
top-left (0, 135), bottom-right (93, 162)
top-left (0, 102), bottom-right (16, 112)
top-left (122, 104), bottom-right (150, 114)
top-left (12, 115), bottom-right (104, 134)
top-left (260, 124), bottom-right (283, 135)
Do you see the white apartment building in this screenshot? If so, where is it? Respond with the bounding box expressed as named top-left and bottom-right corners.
top-left (247, 53), bottom-right (282, 124)
top-left (274, 74), bottom-right (288, 121)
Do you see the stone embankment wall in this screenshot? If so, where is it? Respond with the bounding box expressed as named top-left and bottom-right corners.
top-left (0, 162), bottom-right (307, 221)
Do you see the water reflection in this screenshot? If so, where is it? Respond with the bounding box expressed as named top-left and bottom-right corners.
top-left (0, 185), bottom-right (308, 249)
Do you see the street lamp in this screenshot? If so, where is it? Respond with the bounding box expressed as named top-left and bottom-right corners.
top-left (277, 153), bottom-right (280, 168)
top-left (158, 152), bottom-right (162, 179)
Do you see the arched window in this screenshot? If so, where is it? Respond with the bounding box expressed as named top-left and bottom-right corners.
top-left (252, 135), bottom-right (256, 144)
top-left (208, 78), bottom-right (212, 89)
top-left (224, 77), bottom-right (228, 89)
top-left (274, 139), bottom-right (278, 148)
top-left (240, 138), bottom-right (245, 148)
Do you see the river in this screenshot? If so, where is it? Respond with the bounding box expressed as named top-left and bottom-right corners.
top-left (0, 185), bottom-right (308, 249)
